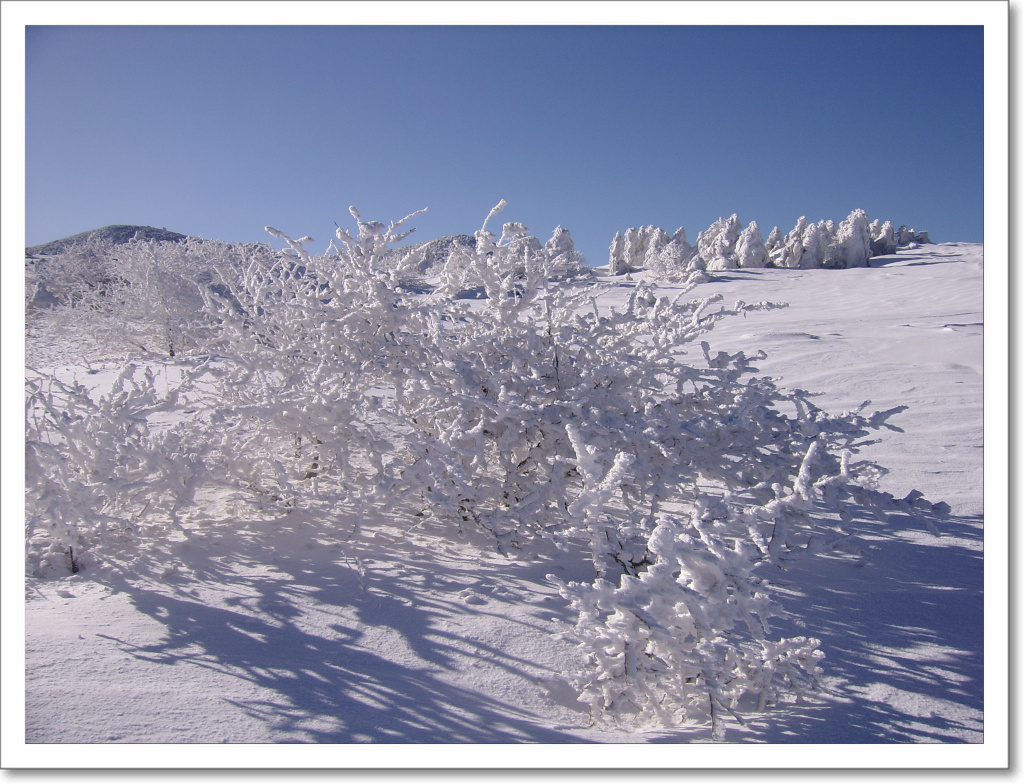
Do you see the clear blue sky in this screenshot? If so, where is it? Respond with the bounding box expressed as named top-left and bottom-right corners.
top-left (25, 24), bottom-right (984, 263)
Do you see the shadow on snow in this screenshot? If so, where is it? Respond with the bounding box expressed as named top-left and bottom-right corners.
top-left (89, 501), bottom-right (982, 744)
top-left (730, 510), bottom-right (984, 743)
top-left (93, 510), bottom-right (595, 744)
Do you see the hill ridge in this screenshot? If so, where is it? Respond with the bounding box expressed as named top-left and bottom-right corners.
top-left (26, 225), bottom-right (188, 257)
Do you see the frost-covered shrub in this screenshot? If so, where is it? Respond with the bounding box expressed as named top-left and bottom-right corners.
top-left (28, 235), bottom-right (268, 360)
top-left (28, 236), bottom-right (119, 308)
top-left (25, 364), bottom-right (207, 576)
top-left (552, 513), bottom-right (825, 738)
top-left (113, 237), bottom-right (251, 356)
top-left (195, 209), bottom-right (434, 511)
top-left (376, 215), bottom-right (792, 559)
top-left (188, 203), bottom-right (793, 561)
top-left (550, 388), bottom-right (950, 736)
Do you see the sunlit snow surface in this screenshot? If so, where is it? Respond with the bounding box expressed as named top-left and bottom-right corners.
top-left (24, 243), bottom-right (983, 744)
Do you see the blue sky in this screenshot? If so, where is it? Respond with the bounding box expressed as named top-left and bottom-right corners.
top-left (24, 22), bottom-right (984, 264)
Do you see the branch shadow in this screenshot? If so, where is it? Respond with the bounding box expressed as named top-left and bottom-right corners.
top-left (76, 495), bottom-right (985, 744)
top-left (93, 510), bottom-right (592, 744)
top-left (734, 510), bottom-right (985, 743)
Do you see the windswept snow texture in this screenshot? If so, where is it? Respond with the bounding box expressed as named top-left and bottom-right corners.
top-left (24, 243), bottom-right (983, 744)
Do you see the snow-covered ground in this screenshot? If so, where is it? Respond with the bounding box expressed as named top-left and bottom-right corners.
top-left (10, 242), bottom-right (1001, 767)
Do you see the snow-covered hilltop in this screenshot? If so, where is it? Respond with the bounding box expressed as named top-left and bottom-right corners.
top-left (25, 224), bottom-right (189, 258)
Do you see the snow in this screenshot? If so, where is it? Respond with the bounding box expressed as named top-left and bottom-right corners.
top-left (9, 241), bottom-right (1002, 768)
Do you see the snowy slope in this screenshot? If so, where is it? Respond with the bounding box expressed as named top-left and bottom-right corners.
top-left (14, 243), bottom-right (989, 764)
top-left (25, 224), bottom-right (189, 258)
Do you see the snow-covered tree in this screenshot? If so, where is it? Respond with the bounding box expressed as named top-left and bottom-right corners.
top-left (896, 225), bottom-right (931, 246)
top-left (671, 226), bottom-right (692, 254)
top-left (642, 227), bottom-right (673, 266)
top-left (608, 232), bottom-right (628, 275)
top-left (735, 221), bottom-right (768, 268)
top-left (544, 225), bottom-right (590, 280)
top-left (819, 220), bottom-right (844, 269)
top-left (609, 225), bottom-right (691, 276)
top-left (767, 216), bottom-right (805, 268)
top-left (798, 220), bottom-right (831, 269)
top-left (612, 209), bottom-right (922, 277)
top-left (644, 227), bottom-right (705, 283)
top-left (896, 225), bottom-right (916, 246)
top-left (835, 209), bottom-right (872, 268)
top-left (870, 219), bottom-right (898, 256)
top-left (696, 214), bottom-right (742, 271)
top-left (622, 227), bottom-right (646, 272)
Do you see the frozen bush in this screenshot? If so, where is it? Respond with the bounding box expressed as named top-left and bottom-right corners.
top-left (25, 364), bottom-right (208, 576)
top-left (551, 391), bottom-right (950, 736)
top-left (552, 513), bottom-right (825, 738)
top-left (28, 235), bottom-right (268, 360)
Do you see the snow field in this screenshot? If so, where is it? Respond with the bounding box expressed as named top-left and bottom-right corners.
top-left (18, 233), bottom-right (988, 760)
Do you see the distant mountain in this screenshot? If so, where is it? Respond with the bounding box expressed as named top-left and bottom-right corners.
top-left (26, 225), bottom-right (188, 258)
top-left (24, 225), bottom-right (478, 269)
